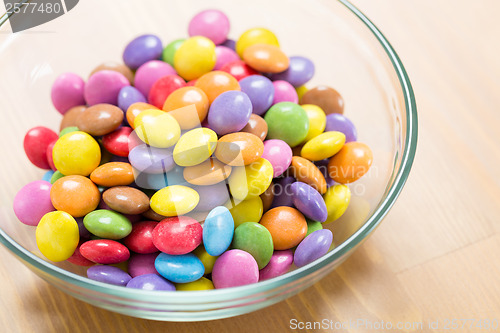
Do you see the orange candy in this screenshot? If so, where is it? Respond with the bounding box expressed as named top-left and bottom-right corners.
top-left (195, 71), bottom-right (240, 103)
top-left (242, 44), bottom-right (289, 73)
top-left (215, 132), bottom-right (264, 166)
top-left (126, 102), bottom-right (159, 129)
top-left (327, 142), bottom-right (373, 184)
top-left (259, 207), bottom-right (307, 250)
top-left (289, 156), bottom-right (327, 194)
top-left (183, 158), bottom-right (232, 186)
top-left (50, 175), bottom-right (100, 217)
top-left (163, 86), bottom-right (209, 129)
top-left (90, 162), bottom-right (135, 187)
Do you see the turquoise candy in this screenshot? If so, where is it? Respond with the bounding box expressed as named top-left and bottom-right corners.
top-left (203, 206), bottom-right (234, 256)
top-left (264, 102), bottom-right (309, 147)
top-left (155, 253), bottom-right (204, 283)
top-left (83, 209), bottom-right (132, 239)
top-left (232, 222), bottom-right (273, 269)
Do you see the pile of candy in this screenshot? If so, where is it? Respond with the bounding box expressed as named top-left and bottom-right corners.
top-left (13, 9), bottom-right (373, 291)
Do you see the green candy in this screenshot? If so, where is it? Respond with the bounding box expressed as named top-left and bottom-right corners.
top-left (59, 126), bottom-right (79, 137)
top-left (162, 39), bottom-right (185, 66)
top-left (50, 170), bottom-right (65, 184)
top-left (306, 219), bottom-right (323, 237)
top-left (232, 222), bottom-right (273, 269)
top-left (264, 102), bottom-right (309, 147)
top-left (83, 210), bottom-right (132, 240)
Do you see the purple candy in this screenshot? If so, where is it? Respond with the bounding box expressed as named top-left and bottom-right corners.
top-left (270, 176), bottom-right (295, 209)
top-left (192, 183), bottom-right (230, 212)
top-left (76, 218), bottom-right (91, 239)
top-left (87, 265), bottom-right (132, 286)
top-left (262, 139), bottom-right (292, 177)
top-left (325, 114), bottom-right (358, 143)
top-left (221, 38), bottom-right (236, 51)
top-left (84, 70), bottom-right (130, 106)
top-left (128, 144), bottom-right (175, 174)
top-left (13, 180), bottom-right (55, 226)
top-left (314, 159), bottom-right (336, 187)
top-left (270, 56), bottom-right (315, 87)
top-left (126, 273), bottom-right (176, 291)
top-left (118, 86), bottom-right (146, 112)
top-left (51, 73), bottom-right (86, 114)
top-left (123, 34), bottom-right (163, 70)
top-left (188, 9), bottom-right (230, 45)
top-left (294, 229), bottom-right (333, 267)
top-left (239, 75), bottom-right (275, 115)
top-left (290, 182), bottom-right (328, 222)
top-left (259, 249), bottom-right (294, 281)
top-left (272, 80), bottom-right (298, 105)
top-left (214, 46), bottom-right (240, 70)
top-left (208, 91), bottom-right (252, 135)
top-left (134, 60), bottom-right (177, 97)
top-left (128, 253), bottom-right (160, 278)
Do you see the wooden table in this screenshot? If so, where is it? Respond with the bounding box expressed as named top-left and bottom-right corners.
top-left (1, 0), bottom-right (500, 332)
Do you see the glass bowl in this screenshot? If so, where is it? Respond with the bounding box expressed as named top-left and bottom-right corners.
top-left (0, 0), bottom-right (417, 321)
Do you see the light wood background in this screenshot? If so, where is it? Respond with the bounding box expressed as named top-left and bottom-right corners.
top-left (1, 0), bottom-right (500, 332)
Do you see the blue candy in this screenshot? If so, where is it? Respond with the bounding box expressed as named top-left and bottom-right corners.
top-left (42, 170), bottom-right (55, 182)
top-left (155, 253), bottom-right (204, 283)
top-left (203, 206), bottom-right (234, 256)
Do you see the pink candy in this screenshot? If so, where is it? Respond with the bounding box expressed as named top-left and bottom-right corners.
top-left (272, 80), bottom-right (298, 104)
top-left (134, 60), bottom-right (177, 97)
top-left (212, 249), bottom-right (259, 288)
top-left (128, 253), bottom-right (160, 278)
top-left (259, 250), bottom-right (294, 281)
top-left (51, 73), bottom-right (86, 114)
top-left (84, 70), bottom-right (130, 106)
top-left (214, 46), bottom-right (240, 70)
top-left (13, 180), bottom-right (55, 226)
top-left (262, 139), bottom-right (293, 177)
top-left (188, 9), bottom-right (230, 45)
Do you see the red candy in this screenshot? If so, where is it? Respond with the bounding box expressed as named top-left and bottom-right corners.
top-left (67, 242), bottom-right (95, 266)
top-left (23, 126), bottom-right (59, 169)
top-left (186, 79), bottom-right (197, 86)
top-left (123, 221), bottom-right (159, 254)
top-left (147, 74), bottom-right (186, 109)
top-left (80, 239), bottom-right (130, 264)
top-left (102, 127), bottom-right (133, 157)
top-left (152, 216), bottom-right (202, 255)
top-left (220, 60), bottom-right (259, 81)
top-left (46, 139), bottom-right (57, 171)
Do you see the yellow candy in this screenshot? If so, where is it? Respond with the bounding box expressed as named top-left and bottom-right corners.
top-left (224, 196), bottom-right (263, 228)
top-left (150, 185), bottom-right (199, 216)
top-left (296, 85), bottom-right (309, 102)
top-left (134, 109), bottom-right (181, 148)
top-left (173, 128), bottom-right (217, 167)
top-left (236, 28), bottom-right (280, 57)
top-left (301, 131), bottom-right (346, 161)
top-left (193, 246), bottom-right (217, 274)
top-left (324, 185), bottom-right (351, 223)
top-left (52, 131), bottom-right (101, 176)
top-left (176, 277), bottom-right (214, 291)
top-left (174, 36), bottom-right (216, 81)
top-left (35, 211), bottom-right (79, 262)
top-left (301, 104), bottom-right (326, 143)
top-left (228, 158), bottom-right (273, 201)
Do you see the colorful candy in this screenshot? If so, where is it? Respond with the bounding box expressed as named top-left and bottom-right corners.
top-left (14, 181), bottom-right (55, 226)
top-left (323, 185), bottom-right (351, 223)
top-left (23, 126), bottom-right (59, 170)
top-left (208, 90), bottom-right (252, 135)
top-left (290, 182), bottom-right (328, 222)
top-left (174, 36), bottom-right (216, 81)
top-left (163, 86), bottom-right (209, 129)
top-left (188, 9), bottom-right (230, 45)
top-left (123, 222), bottom-right (158, 254)
top-left (76, 103), bottom-right (124, 136)
top-left (239, 75), bottom-right (274, 115)
top-left (50, 175), bottom-right (100, 217)
top-left (259, 249), bottom-right (294, 281)
top-left (134, 109), bottom-right (181, 148)
top-left (173, 127), bottom-right (217, 167)
top-left (150, 186), bottom-right (199, 216)
top-left (152, 216), bottom-right (202, 255)
top-left (134, 60), bottom-right (177, 97)
top-left (80, 239), bottom-right (130, 264)
top-left (51, 73), bottom-right (86, 114)
top-left (236, 27), bottom-right (279, 57)
top-left (301, 85), bottom-right (344, 115)
top-left (260, 207), bottom-right (307, 250)
top-left (203, 206), bottom-right (234, 256)
top-left (212, 249), bottom-right (259, 288)
top-left (294, 229), bottom-right (333, 267)
top-left (36, 211), bottom-right (79, 262)
top-left (228, 158), bottom-right (273, 200)
top-left (52, 131), bottom-right (101, 176)
top-left (83, 210), bottom-right (132, 239)
top-left (301, 131), bottom-right (346, 161)
top-left (264, 102), bottom-right (309, 147)
top-left (102, 186), bottom-right (150, 215)
top-left (243, 44), bottom-right (289, 73)
top-left (327, 142), bottom-right (373, 183)
top-left (232, 222), bottom-right (273, 269)
top-left (85, 70), bottom-right (130, 106)
top-left (127, 274), bottom-right (175, 291)
top-left (123, 34), bottom-right (163, 70)
top-left (90, 162), bottom-right (134, 187)
top-left (155, 253), bottom-right (204, 283)
top-left (87, 266), bottom-right (132, 286)
top-left (261, 139), bottom-right (293, 177)
top-left (215, 132), bottom-right (264, 166)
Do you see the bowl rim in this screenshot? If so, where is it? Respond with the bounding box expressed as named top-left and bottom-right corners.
top-left (0, 0), bottom-right (417, 303)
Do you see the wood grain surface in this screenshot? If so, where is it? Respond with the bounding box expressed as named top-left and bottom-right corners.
top-left (1, 0), bottom-right (500, 332)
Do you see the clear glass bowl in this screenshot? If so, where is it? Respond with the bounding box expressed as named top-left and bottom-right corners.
top-left (0, 0), bottom-right (417, 321)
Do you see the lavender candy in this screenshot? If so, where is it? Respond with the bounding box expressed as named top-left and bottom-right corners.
top-left (239, 75), bottom-right (275, 115)
top-left (325, 114), bottom-right (358, 143)
top-left (117, 86), bottom-right (146, 112)
top-left (123, 34), bottom-right (163, 70)
top-left (290, 182), bottom-right (328, 222)
top-left (294, 229), bottom-right (333, 267)
top-left (87, 265), bottom-right (132, 286)
top-left (208, 91), bottom-right (252, 135)
top-left (270, 56), bottom-right (315, 87)
top-left (126, 274), bottom-right (176, 291)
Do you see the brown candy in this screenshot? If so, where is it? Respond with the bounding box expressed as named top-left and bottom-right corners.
top-left (260, 181), bottom-right (275, 212)
top-left (241, 114), bottom-right (268, 141)
top-left (215, 132), bottom-right (264, 166)
top-left (90, 61), bottom-right (134, 84)
top-left (243, 44), bottom-right (289, 73)
top-left (301, 85), bottom-right (344, 115)
top-left (183, 158), bottom-right (232, 186)
top-left (142, 208), bottom-right (167, 222)
top-left (289, 156), bottom-right (327, 194)
top-left (60, 105), bottom-right (86, 131)
top-left (102, 186), bottom-right (150, 215)
top-left (76, 104), bottom-right (124, 136)
top-left (90, 162), bottom-right (135, 187)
